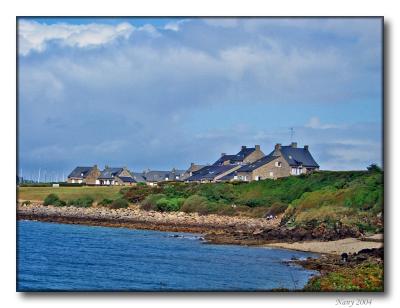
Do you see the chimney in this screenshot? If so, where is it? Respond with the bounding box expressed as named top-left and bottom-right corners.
top-left (190, 162), bottom-right (195, 167)
top-left (304, 145), bottom-right (309, 151)
top-left (105, 165), bottom-right (109, 169)
top-left (241, 145), bottom-right (247, 150)
top-left (274, 143), bottom-right (281, 151)
top-left (221, 152), bottom-right (226, 157)
top-left (93, 164), bottom-right (98, 169)
top-left (255, 145), bottom-right (260, 151)
top-left (291, 142), bottom-right (297, 148)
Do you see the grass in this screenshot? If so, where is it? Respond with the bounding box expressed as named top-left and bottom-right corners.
top-left (17, 186), bottom-right (123, 203)
top-left (304, 263), bottom-right (383, 292)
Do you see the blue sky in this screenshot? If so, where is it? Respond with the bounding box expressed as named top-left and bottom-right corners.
top-left (17, 17), bottom-right (383, 180)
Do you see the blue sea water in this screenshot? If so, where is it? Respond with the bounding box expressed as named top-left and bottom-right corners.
top-left (17, 220), bottom-right (318, 291)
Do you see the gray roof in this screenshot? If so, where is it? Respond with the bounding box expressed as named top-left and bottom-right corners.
top-left (236, 155), bottom-right (278, 172)
top-left (143, 169), bottom-right (186, 182)
top-left (213, 147), bottom-right (256, 165)
top-left (68, 166), bottom-right (94, 179)
top-left (186, 164), bottom-right (238, 181)
top-left (118, 176), bottom-right (136, 183)
top-left (98, 168), bottom-right (124, 179)
top-left (270, 146), bottom-right (319, 168)
top-left (132, 172), bottom-right (146, 182)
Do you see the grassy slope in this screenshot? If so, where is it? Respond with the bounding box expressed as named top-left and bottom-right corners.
top-left (18, 186), bottom-right (123, 202)
top-left (304, 263), bottom-right (383, 291)
top-left (124, 170), bottom-right (383, 233)
top-left (17, 170), bottom-right (383, 233)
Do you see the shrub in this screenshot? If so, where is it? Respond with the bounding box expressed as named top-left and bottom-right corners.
top-left (122, 185), bottom-right (162, 203)
top-left (98, 198), bottom-right (113, 206)
top-left (21, 200), bottom-right (31, 206)
top-left (67, 196), bottom-right (94, 208)
top-left (109, 198), bottom-right (129, 209)
top-left (140, 194), bottom-right (166, 211)
top-left (181, 195), bottom-right (211, 215)
top-left (265, 202), bottom-right (288, 216)
top-left (43, 194), bottom-right (60, 206)
top-left (53, 199), bottom-right (67, 207)
top-left (156, 197), bottom-right (185, 212)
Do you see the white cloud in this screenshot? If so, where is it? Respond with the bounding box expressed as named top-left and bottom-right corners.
top-left (18, 20), bottom-right (135, 55)
top-left (305, 117), bottom-right (344, 129)
top-left (164, 19), bottom-right (190, 32)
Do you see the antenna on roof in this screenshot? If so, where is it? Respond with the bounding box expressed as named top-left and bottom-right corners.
top-left (290, 127), bottom-right (295, 142)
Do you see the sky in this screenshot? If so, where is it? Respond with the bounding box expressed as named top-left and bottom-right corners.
top-left (17, 17), bottom-right (383, 180)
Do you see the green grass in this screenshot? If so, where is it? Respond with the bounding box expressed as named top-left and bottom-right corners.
top-left (18, 186), bottom-right (123, 203)
top-left (304, 263), bottom-right (383, 292)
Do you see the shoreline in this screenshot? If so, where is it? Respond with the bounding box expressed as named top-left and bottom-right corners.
top-left (17, 203), bottom-right (384, 291)
top-left (17, 203), bottom-right (280, 236)
top-left (17, 203), bottom-right (383, 254)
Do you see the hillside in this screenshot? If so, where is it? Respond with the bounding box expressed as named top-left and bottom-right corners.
top-left (121, 169), bottom-right (383, 234)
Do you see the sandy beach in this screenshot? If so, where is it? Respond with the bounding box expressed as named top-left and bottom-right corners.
top-left (263, 234), bottom-right (383, 255)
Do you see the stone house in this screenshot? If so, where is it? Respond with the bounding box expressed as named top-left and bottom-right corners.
top-left (222, 142), bottom-right (319, 181)
top-left (186, 145), bottom-right (264, 182)
top-left (67, 165), bottom-right (101, 185)
top-left (180, 163), bottom-right (208, 181)
top-left (97, 167), bottom-right (136, 186)
top-left (142, 168), bottom-right (186, 185)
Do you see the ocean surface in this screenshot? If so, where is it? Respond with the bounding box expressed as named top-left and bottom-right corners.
top-left (17, 220), bottom-right (318, 291)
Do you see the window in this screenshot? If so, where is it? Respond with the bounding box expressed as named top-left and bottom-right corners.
top-left (275, 161), bottom-right (282, 167)
top-left (269, 172), bottom-right (273, 177)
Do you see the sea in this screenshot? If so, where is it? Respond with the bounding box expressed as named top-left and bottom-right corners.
top-left (17, 220), bottom-right (318, 291)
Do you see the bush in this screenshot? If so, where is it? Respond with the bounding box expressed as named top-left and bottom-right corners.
top-left (121, 185), bottom-right (162, 203)
top-left (140, 194), bottom-right (166, 211)
top-left (43, 193), bottom-right (60, 206)
top-left (181, 195), bottom-right (211, 215)
top-left (21, 200), bottom-right (31, 206)
top-left (67, 196), bottom-right (94, 208)
top-left (53, 199), bottom-right (67, 207)
top-left (109, 198), bottom-right (129, 209)
top-left (98, 198), bottom-right (113, 206)
top-left (156, 197), bottom-right (185, 212)
top-left (265, 202), bottom-right (288, 216)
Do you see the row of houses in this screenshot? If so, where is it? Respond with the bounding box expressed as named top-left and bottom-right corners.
top-left (67, 142), bottom-right (319, 185)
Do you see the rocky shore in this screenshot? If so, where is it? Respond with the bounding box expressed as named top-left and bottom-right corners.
top-left (17, 202), bottom-right (384, 291)
top-left (17, 203), bottom-right (280, 235)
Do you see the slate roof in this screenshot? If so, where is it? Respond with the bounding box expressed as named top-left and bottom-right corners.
top-left (235, 147), bottom-right (256, 160)
top-left (98, 168), bottom-right (124, 179)
top-left (236, 155), bottom-right (278, 172)
top-left (144, 170), bottom-right (186, 182)
top-left (269, 146), bottom-right (319, 168)
top-left (213, 147), bottom-right (256, 165)
top-left (132, 172), bottom-right (146, 182)
top-left (68, 167), bottom-right (94, 179)
top-left (186, 164), bottom-right (238, 181)
top-left (118, 176), bottom-right (137, 183)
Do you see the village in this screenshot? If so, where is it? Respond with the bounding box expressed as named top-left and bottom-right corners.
top-left (66, 142), bottom-right (320, 186)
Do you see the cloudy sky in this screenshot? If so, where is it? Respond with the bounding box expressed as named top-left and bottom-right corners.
top-left (18, 17), bottom-right (382, 180)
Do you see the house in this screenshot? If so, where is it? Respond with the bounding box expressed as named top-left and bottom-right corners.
top-left (221, 142), bottom-right (319, 182)
top-left (142, 168), bottom-right (186, 185)
top-left (67, 165), bottom-right (101, 185)
top-left (186, 145), bottom-right (264, 182)
top-left (185, 164), bottom-right (242, 183)
top-left (213, 145), bottom-right (264, 166)
top-left (180, 163), bottom-right (208, 181)
top-left (131, 172), bottom-right (147, 183)
top-left (97, 167), bottom-right (136, 186)
top-left (268, 143), bottom-right (319, 175)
